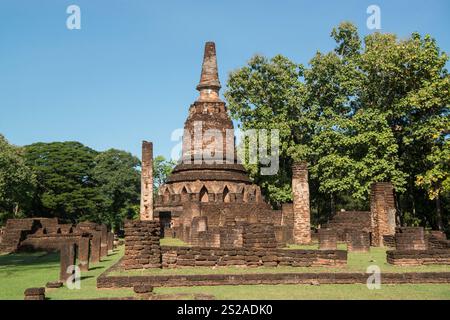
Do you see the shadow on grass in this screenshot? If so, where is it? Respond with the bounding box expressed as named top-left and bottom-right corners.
top-left (0, 252), bottom-right (59, 268)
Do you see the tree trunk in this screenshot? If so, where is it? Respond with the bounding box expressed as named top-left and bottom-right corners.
top-left (435, 194), bottom-right (444, 231)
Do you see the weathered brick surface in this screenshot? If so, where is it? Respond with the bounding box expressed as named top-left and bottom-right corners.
top-left (140, 141), bottom-right (154, 221)
top-left (243, 223), bottom-right (278, 249)
top-left (60, 243), bottom-right (76, 282)
top-left (292, 162), bottom-right (311, 244)
top-left (387, 249), bottom-right (450, 266)
top-left (107, 232), bottom-right (114, 254)
top-left (370, 182), bottom-right (396, 247)
top-left (0, 219), bottom-right (42, 253)
top-left (90, 231), bottom-right (102, 263)
top-left (395, 227), bottom-right (427, 251)
top-left (78, 236), bottom-right (90, 272)
top-left (99, 224), bottom-right (108, 258)
top-left (318, 229), bottom-right (337, 250)
top-left (346, 231), bottom-right (370, 252)
top-left (324, 211), bottom-right (371, 241)
top-left (161, 246), bottom-right (346, 268)
top-left (97, 272), bottom-right (450, 288)
top-left (24, 287), bottom-right (45, 300)
top-left (123, 220), bottom-right (161, 269)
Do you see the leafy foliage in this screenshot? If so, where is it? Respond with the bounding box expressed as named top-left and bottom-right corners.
top-left (225, 22), bottom-right (449, 230)
top-left (0, 135), bottom-right (36, 224)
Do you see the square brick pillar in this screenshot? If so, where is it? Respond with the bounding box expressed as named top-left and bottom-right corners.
top-left (99, 224), bottom-right (108, 258)
top-left (90, 231), bottom-right (101, 263)
top-left (107, 232), bottom-right (114, 254)
top-left (78, 236), bottom-right (90, 272)
top-left (370, 182), bottom-right (397, 247)
top-left (292, 161), bottom-right (311, 244)
top-left (60, 243), bottom-right (75, 282)
top-left (140, 141), bottom-right (154, 221)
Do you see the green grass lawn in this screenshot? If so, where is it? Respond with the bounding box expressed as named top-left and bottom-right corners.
top-left (0, 246), bottom-right (134, 300)
top-left (155, 284), bottom-right (450, 300)
top-left (1, 242), bottom-right (449, 300)
top-left (160, 237), bottom-right (191, 247)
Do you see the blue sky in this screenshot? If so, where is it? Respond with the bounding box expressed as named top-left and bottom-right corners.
top-left (0, 0), bottom-right (449, 160)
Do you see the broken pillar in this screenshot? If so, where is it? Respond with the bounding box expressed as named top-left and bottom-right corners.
top-left (292, 161), bottom-right (311, 244)
top-left (60, 243), bottom-right (76, 282)
top-left (78, 236), bottom-right (90, 272)
top-left (99, 224), bottom-right (108, 258)
top-left (370, 182), bottom-right (396, 247)
top-left (140, 141), bottom-right (154, 221)
top-left (107, 232), bottom-right (114, 254)
top-left (90, 231), bottom-right (101, 263)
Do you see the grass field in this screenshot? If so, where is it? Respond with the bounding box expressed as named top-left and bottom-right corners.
top-left (1, 243), bottom-right (449, 300)
top-left (0, 247), bottom-right (133, 300)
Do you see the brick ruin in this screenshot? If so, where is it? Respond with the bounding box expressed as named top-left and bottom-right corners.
top-left (140, 141), bottom-right (154, 221)
top-left (292, 162), bottom-right (311, 244)
top-left (128, 42), bottom-right (446, 255)
top-left (370, 182), bottom-right (397, 246)
top-left (147, 42), bottom-right (300, 248)
top-left (387, 227), bottom-right (450, 266)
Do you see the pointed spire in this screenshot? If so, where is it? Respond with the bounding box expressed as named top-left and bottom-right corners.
top-left (196, 42), bottom-right (221, 101)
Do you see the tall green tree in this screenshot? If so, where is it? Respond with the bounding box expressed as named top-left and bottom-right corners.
top-left (153, 155), bottom-right (176, 195)
top-left (0, 134), bottom-right (36, 224)
top-left (24, 142), bottom-right (100, 222)
top-left (90, 149), bottom-right (140, 229)
top-left (225, 22), bottom-right (449, 231)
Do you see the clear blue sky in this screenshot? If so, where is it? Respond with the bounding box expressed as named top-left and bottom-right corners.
top-left (1, 0), bottom-right (449, 160)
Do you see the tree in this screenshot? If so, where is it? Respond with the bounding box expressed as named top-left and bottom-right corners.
top-left (225, 22), bottom-right (449, 230)
top-left (90, 149), bottom-right (140, 230)
top-left (0, 134), bottom-right (36, 224)
top-left (24, 142), bottom-right (100, 222)
top-left (153, 156), bottom-right (176, 194)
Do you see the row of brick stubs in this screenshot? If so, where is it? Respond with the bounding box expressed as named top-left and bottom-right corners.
top-left (161, 246), bottom-right (347, 268)
top-left (123, 220), bottom-right (161, 270)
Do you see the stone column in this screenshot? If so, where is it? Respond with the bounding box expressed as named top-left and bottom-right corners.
top-left (292, 161), bottom-right (311, 244)
top-left (78, 236), bottom-right (90, 272)
top-left (90, 231), bottom-right (101, 263)
top-left (99, 224), bottom-right (108, 258)
top-left (107, 232), bottom-right (114, 254)
top-left (60, 243), bottom-right (75, 282)
top-left (140, 141), bottom-right (154, 221)
top-left (370, 182), bottom-right (396, 247)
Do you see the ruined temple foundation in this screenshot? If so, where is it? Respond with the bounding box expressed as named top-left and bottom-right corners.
top-left (60, 243), bottom-right (76, 282)
top-left (122, 220), bottom-right (161, 270)
top-left (292, 162), bottom-right (311, 244)
top-left (395, 227), bottom-right (427, 251)
top-left (370, 182), bottom-right (396, 247)
top-left (78, 236), bottom-right (90, 272)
